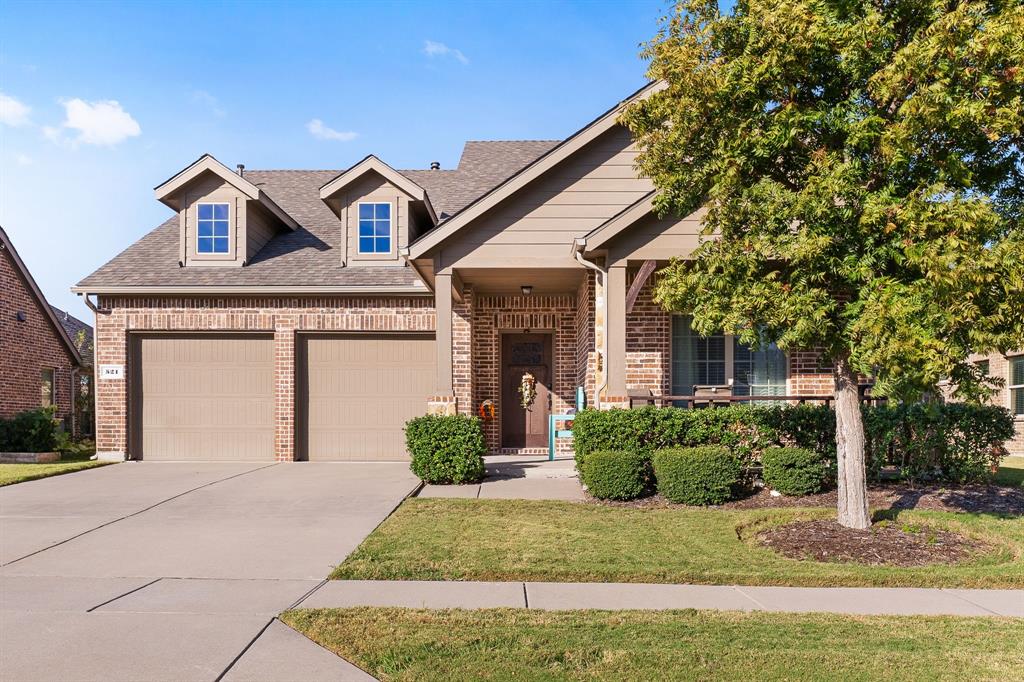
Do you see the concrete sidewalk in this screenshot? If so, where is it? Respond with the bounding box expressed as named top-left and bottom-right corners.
top-left (419, 454), bottom-right (585, 500)
top-left (295, 580), bottom-right (1024, 618)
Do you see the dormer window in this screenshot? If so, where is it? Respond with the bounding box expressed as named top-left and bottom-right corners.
top-left (358, 202), bottom-right (392, 254)
top-left (197, 202), bottom-right (230, 254)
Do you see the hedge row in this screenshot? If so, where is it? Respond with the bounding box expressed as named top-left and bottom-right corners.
top-left (572, 403), bottom-right (1013, 484)
top-left (405, 414), bottom-right (486, 484)
top-left (0, 408), bottom-right (60, 453)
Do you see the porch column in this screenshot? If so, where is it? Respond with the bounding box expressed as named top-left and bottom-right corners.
top-left (429, 271), bottom-right (457, 415)
top-left (606, 264), bottom-right (629, 405)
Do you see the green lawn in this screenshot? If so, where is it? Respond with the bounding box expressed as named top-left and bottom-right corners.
top-left (996, 456), bottom-right (1024, 487)
top-left (333, 499), bottom-right (1024, 588)
top-left (282, 607), bottom-right (1024, 682)
top-left (0, 453), bottom-right (111, 487)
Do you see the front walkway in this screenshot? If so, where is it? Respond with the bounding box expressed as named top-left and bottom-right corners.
top-left (295, 579), bottom-right (1024, 618)
top-left (418, 454), bottom-right (584, 500)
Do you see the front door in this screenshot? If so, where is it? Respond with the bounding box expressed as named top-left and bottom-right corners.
top-left (501, 333), bottom-right (552, 449)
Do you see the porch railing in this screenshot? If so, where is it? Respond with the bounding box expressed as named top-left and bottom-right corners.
top-left (629, 394), bottom-right (888, 409)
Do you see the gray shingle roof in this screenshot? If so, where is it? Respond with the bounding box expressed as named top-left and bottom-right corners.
top-left (51, 305), bottom-right (94, 365)
top-left (77, 140), bottom-right (559, 290)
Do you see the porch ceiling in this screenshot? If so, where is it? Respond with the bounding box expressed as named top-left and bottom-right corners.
top-left (457, 267), bottom-right (585, 295)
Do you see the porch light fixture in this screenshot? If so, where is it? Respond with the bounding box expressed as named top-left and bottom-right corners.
top-left (521, 285), bottom-right (533, 296)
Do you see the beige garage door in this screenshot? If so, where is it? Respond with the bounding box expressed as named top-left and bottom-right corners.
top-left (299, 334), bottom-right (434, 461)
top-left (131, 334), bottom-right (275, 461)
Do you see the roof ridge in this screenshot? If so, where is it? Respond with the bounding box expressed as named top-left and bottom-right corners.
top-left (462, 139), bottom-right (561, 143)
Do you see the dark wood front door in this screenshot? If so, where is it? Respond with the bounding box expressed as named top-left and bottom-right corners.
top-left (501, 333), bottom-right (552, 449)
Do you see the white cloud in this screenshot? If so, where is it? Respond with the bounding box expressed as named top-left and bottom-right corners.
top-left (192, 90), bottom-right (226, 118)
top-left (0, 92), bottom-right (31, 127)
top-left (423, 40), bottom-right (468, 65)
top-left (15, 153), bottom-right (32, 165)
top-left (50, 98), bottom-right (141, 146)
top-left (306, 119), bottom-right (358, 142)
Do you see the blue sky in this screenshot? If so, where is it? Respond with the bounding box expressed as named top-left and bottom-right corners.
top-left (0, 0), bottom-right (672, 321)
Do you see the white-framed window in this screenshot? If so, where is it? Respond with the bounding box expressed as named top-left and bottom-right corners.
top-left (197, 202), bottom-right (230, 254)
top-left (671, 315), bottom-right (787, 399)
top-left (40, 368), bottom-right (55, 407)
top-left (1010, 356), bottom-right (1024, 417)
top-left (357, 202), bottom-right (392, 254)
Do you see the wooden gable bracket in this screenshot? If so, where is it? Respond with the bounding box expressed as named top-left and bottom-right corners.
top-left (625, 259), bottom-right (657, 314)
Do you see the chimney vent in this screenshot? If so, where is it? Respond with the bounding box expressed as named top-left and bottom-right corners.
top-left (236, 164), bottom-right (245, 176)
top-left (430, 161), bottom-right (441, 170)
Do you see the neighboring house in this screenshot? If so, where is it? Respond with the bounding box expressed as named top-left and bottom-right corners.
top-left (76, 82), bottom-right (838, 463)
top-left (51, 305), bottom-right (95, 437)
top-left (971, 352), bottom-right (1024, 455)
top-left (1, 226), bottom-right (84, 432)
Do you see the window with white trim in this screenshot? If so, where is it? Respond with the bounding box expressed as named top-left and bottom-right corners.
top-left (671, 315), bottom-right (787, 401)
top-left (1011, 357), bottom-right (1024, 417)
top-left (358, 202), bottom-right (392, 254)
top-left (197, 202), bottom-right (230, 254)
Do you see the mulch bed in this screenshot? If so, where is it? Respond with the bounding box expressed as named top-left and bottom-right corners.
top-left (757, 519), bottom-right (986, 567)
top-left (590, 484), bottom-right (1024, 515)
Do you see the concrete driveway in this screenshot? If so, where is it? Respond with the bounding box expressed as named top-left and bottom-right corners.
top-left (0, 461), bottom-right (418, 681)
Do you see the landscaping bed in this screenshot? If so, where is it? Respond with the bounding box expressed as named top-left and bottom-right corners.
top-left (332, 499), bottom-right (1024, 588)
top-left (758, 519), bottom-right (986, 567)
top-left (282, 607), bottom-right (1024, 682)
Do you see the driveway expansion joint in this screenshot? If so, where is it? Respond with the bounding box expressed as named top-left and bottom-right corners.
top-left (86, 577), bottom-right (163, 612)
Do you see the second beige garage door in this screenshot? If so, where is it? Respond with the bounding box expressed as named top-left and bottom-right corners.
top-left (298, 333), bottom-right (434, 461)
top-left (131, 334), bottom-right (275, 461)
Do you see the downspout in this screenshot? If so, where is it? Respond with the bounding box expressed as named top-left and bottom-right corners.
top-left (573, 239), bottom-right (606, 409)
top-left (78, 292), bottom-right (107, 459)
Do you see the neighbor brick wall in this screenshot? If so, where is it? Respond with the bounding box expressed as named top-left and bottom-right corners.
top-left (94, 295), bottom-right (435, 460)
top-left (972, 351), bottom-right (1024, 455)
top-left (0, 246), bottom-right (76, 428)
top-left (472, 294), bottom-right (576, 453)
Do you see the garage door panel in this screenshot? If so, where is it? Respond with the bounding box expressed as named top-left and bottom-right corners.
top-left (300, 334), bottom-right (434, 461)
top-left (134, 334), bottom-right (275, 461)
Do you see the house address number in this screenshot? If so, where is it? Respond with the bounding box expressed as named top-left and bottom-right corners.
top-left (100, 365), bottom-right (124, 380)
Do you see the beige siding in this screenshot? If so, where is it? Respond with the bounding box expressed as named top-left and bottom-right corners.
top-left (341, 172), bottom-right (410, 267)
top-left (245, 202), bottom-right (278, 262)
top-left (297, 333), bottom-right (434, 460)
top-left (607, 208), bottom-right (707, 264)
top-left (439, 125), bottom-right (653, 269)
top-left (181, 172), bottom-right (247, 267)
top-left (131, 334), bottom-right (275, 461)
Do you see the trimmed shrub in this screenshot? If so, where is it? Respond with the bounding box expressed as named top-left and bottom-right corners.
top-left (762, 447), bottom-right (831, 496)
top-left (579, 450), bottom-right (651, 500)
top-left (0, 408), bottom-right (60, 453)
top-left (405, 414), bottom-right (486, 484)
top-left (653, 446), bottom-right (740, 505)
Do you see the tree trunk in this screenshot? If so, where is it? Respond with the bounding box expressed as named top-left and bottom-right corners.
top-left (833, 355), bottom-right (871, 529)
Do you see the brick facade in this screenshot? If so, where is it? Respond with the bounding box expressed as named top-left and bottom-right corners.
top-left (93, 295), bottom-right (434, 460)
top-left (972, 351), bottom-right (1024, 455)
top-left (1, 245), bottom-right (77, 429)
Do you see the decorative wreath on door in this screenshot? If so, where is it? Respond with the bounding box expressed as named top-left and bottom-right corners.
top-left (519, 372), bottom-right (537, 409)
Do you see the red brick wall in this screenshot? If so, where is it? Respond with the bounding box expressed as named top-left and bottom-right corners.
top-left (94, 295), bottom-right (434, 460)
top-left (626, 271), bottom-right (671, 396)
top-left (574, 272), bottom-right (597, 405)
top-left (971, 351), bottom-right (1024, 456)
top-left (0, 247), bottom-right (76, 429)
top-left (472, 293), bottom-right (576, 453)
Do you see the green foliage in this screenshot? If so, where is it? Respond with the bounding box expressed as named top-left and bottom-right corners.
top-left (0, 407), bottom-right (60, 453)
top-left (622, 0), bottom-right (1024, 403)
top-left (653, 446), bottom-right (741, 505)
top-left (579, 450), bottom-right (652, 500)
top-left (405, 415), bottom-right (486, 484)
top-left (762, 447), bottom-right (831, 496)
top-left (574, 403), bottom-right (1012, 484)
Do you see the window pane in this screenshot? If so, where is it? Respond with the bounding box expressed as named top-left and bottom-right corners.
top-left (198, 204), bottom-right (213, 219)
top-left (197, 237), bottom-right (213, 253)
top-left (213, 219), bottom-right (229, 237)
top-left (198, 220), bottom-right (213, 237)
top-left (375, 203), bottom-right (391, 219)
top-left (375, 220), bottom-right (390, 237)
top-left (375, 236), bottom-right (390, 253)
top-left (213, 237), bottom-right (229, 253)
top-left (735, 336), bottom-right (786, 397)
top-left (40, 369), bottom-right (54, 407)
top-left (359, 237), bottom-right (375, 253)
top-left (1012, 358), bottom-right (1024, 387)
top-left (706, 336), bottom-right (725, 362)
top-left (976, 360), bottom-right (989, 377)
top-left (213, 203), bottom-right (229, 220)
top-left (1013, 388), bottom-right (1024, 416)
top-left (359, 204), bottom-right (374, 219)
top-left (359, 220), bottom-right (374, 237)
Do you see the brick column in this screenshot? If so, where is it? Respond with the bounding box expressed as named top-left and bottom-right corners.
top-left (428, 271), bottom-right (457, 415)
top-left (452, 287), bottom-right (474, 416)
top-left (605, 264), bottom-right (629, 407)
top-left (273, 321), bottom-right (296, 461)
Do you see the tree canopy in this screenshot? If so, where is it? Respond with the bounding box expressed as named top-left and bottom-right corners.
top-left (623, 0), bottom-right (1024, 402)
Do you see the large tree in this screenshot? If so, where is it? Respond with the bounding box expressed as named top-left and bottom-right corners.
top-left (623, 0), bottom-right (1024, 528)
